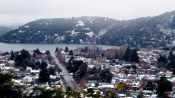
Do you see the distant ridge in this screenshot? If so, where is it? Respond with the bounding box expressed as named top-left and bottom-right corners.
top-left (1, 10), bottom-right (175, 48)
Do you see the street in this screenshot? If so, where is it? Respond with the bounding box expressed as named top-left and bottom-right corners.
top-left (53, 54), bottom-right (82, 92)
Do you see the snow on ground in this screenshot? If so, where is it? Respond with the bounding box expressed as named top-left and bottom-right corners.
top-left (71, 29), bottom-right (79, 36)
top-left (86, 32), bottom-right (94, 38)
top-left (24, 25), bottom-right (29, 28)
top-left (76, 20), bottom-right (84, 27)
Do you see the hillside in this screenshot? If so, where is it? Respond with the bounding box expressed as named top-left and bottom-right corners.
top-left (0, 17), bottom-right (117, 44)
top-left (98, 11), bottom-right (175, 48)
top-left (1, 11), bottom-right (175, 48)
top-left (0, 26), bottom-right (11, 36)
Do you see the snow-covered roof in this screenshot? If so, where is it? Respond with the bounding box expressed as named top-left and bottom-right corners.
top-left (98, 84), bottom-right (114, 89)
top-left (88, 65), bottom-right (95, 68)
top-left (50, 75), bottom-right (57, 79)
top-left (22, 76), bottom-right (33, 83)
top-left (31, 70), bottom-right (40, 73)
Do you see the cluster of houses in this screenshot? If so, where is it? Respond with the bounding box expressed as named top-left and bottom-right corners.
top-left (1, 45), bottom-right (175, 98)
top-left (0, 51), bottom-right (63, 97)
top-left (61, 45), bottom-right (175, 98)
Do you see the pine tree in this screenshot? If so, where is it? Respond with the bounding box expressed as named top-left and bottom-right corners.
top-left (0, 72), bottom-right (22, 98)
top-left (168, 51), bottom-right (174, 61)
top-left (122, 46), bottom-right (130, 61)
top-left (64, 46), bottom-right (69, 53)
top-left (10, 51), bottom-right (15, 60)
top-left (168, 51), bottom-right (175, 68)
top-left (156, 76), bottom-right (172, 97)
top-left (157, 55), bottom-right (168, 68)
top-left (69, 50), bottom-right (74, 55)
top-left (128, 49), bottom-right (139, 63)
top-left (55, 47), bottom-right (59, 53)
top-left (39, 69), bottom-right (50, 83)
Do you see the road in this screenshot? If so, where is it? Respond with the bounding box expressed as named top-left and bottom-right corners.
top-left (53, 54), bottom-right (82, 92)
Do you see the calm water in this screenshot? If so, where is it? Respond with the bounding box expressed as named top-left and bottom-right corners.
top-left (0, 43), bottom-right (116, 53)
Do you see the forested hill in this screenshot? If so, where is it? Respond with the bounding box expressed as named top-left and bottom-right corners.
top-left (1, 11), bottom-right (175, 48)
top-left (0, 26), bottom-right (11, 36)
top-left (0, 17), bottom-right (118, 44)
top-left (98, 11), bottom-right (175, 48)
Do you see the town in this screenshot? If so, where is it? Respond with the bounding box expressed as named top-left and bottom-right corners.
top-left (0, 44), bottom-right (175, 98)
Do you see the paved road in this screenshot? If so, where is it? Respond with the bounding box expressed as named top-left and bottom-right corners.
top-left (53, 54), bottom-right (82, 92)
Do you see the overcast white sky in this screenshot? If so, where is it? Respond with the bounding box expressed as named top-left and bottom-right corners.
top-left (0, 0), bottom-right (175, 26)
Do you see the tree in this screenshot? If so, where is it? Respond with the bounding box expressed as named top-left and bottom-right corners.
top-left (14, 54), bottom-right (22, 67)
top-left (99, 68), bottom-right (113, 83)
top-left (67, 60), bottom-right (83, 73)
top-left (168, 51), bottom-right (175, 68)
top-left (168, 51), bottom-right (174, 61)
top-left (14, 49), bottom-right (32, 68)
top-left (10, 51), bottom-right (15, 60)
top-left (21, 58), bottom-right (31, 69)
top-left (45, 50), bottom-right (50, 55)
top-left (39, 61), bottom-right (50, 83)
top-left (69, 50), bottom-right (74, 56)
top-left (157, 55), bottom-right (167, 68)
top-left (65, 87), bottom-right (81, 98)
top-left (105, 90), bottom-right (116, 98)
top-left (64, 46), bottom-right (69, 53)
top-left (55, 47), bottom-right (59, 53)
top-left (87, 88), bottom-right (94, 97)
top-left (81, 46), bottom-right (88, 53)
top-left (48, 67), bottom-right (56, 75)
top-left (39, 69), bottom-right (50, 83)
top-left (0, 72), bottom-right (22, 98)
top-left (122, 46), bottom-right (130, 61)
top-left (40, 61), bottom-right (48, 70)
top-left (75, 62), bottom-right (88, 77)
top-left (21, 49), bottom-right (31, 59)
top-left (156, 76), bottom-right (172, 97)
top-left (34, 48), bottom-right (42, 55)
top-left (35, 61), bottom-right (40, 69)
top-left (128, 49), bottom-right (139, 63)
top-left (143, 81), bottom-right (154, 91)
top-left (53, 86), bottom-right (65, 98)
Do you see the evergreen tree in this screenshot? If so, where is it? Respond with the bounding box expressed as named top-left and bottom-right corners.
top-left (34, 48), bottom-right (42, 55)
top-left (10, 51), bottom-right (15, 60)
top-left (48, 67), bottom-right (56, 75)
top-left (156, 76), bottom-right (172, 97)
top-left (39, 69), bottom-right (50, 83)
top-left (0, 72), bottom-right (22, 98)
top-left (64, 46), bottom-right (69, 53)
top-left (45, 50), bottom-right (50, 55)
top-left (157, 55), bottom-right (168, 68)
top-left (158, 55), bottom-right (167, 63)
top-left (168, 51), bottom-right (175, 68)
top-left (21, 49), bottom-right (31, 59)
top-left (21, 58), bottom-right (31, 69)
top-left (128, 49), bottom-right (139, 63)
top-left (143, 81), bottom-right (154, 91)
top-left (40, 61), bottom-right (48, 70)
top-left (75, 62), bottom-right (88, 77)
top-left (55, 47), bottom-right (59, 53)
top-left (168, 51), bottom-right (174, 61)
top-left (81, 46), bottom-right (88, 53)
top-left (99, 68), bottom-right (113, 83)
top-left (39, 61), bottom-right (50, 83)
top-left (122, 46), bottom-right (130, 61)
top-left (69, 50), bottom-right (74, 56)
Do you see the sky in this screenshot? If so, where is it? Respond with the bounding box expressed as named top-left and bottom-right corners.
top-left (0, 0), bottom-right (175, 26)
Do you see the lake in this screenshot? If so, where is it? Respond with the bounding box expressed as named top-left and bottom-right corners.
top-left (0, 43), bottom-right (116, 53)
